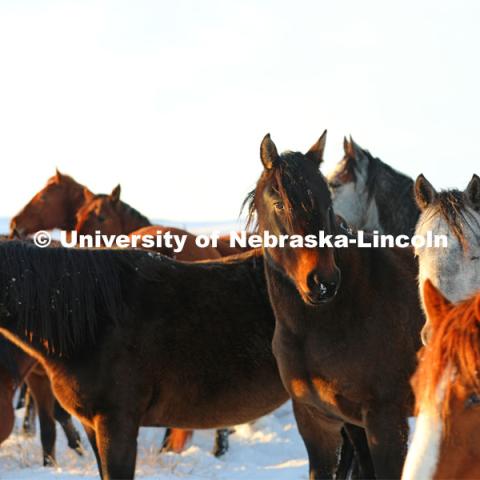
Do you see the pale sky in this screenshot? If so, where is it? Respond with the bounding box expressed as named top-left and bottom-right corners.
top-left (0, 0), bottom-right (479, 222)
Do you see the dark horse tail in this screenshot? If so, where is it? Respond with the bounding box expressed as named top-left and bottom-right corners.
top-left (0, 241), bottom-right (131, 357)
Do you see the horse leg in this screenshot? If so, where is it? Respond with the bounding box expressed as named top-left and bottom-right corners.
top-left (15, 383), bottom-right (27, 409)
top-left (83, 422), bottom-right (103, 479)
top-left (343, 423), bottom-right (375, 479)
top-left (364, 406), bottom-right (409, 479)
top-left (22, 387), bottom-right (36, 436)
top-left (212, 428), bottom-right (232, 457)
top-left (292, 401), bottom-right (342, 479)
top-left (0, 390), bottom-right (15, 445)
top-left (26, 372), bottom-right (56, 466)
top-left (94, 414), bottom-right (139, 480)
top-left (161, 428), bottom-right (193, 453)
top-left (335, 428), bottom-right (355, 480)
top-left (53, 400), bottom-right (83, 455)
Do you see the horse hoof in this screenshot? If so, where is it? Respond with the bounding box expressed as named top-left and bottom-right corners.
top-left (72, 443), bottom-right (84, 457)
top-left (212, 428), bottom-right (233, 457)
top-left (43, 455), bottom-right (55, 467)
top-left (213, 445), bottom-right (228, 458)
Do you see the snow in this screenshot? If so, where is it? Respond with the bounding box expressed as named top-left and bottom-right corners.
top-left (0, 403), bottom-right (309, 480)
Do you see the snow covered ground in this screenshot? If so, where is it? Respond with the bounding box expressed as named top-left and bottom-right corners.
top-left (0, 402), bottom-right (310, 480)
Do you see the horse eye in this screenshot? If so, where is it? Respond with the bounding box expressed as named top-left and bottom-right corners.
top-left (274, 202), bottom-right (284, 211)
top-left (466, 393), bottom-right (480, 408)
top-left (329, 181), bottom-right (342, 189)
top-left (97, 215), bottom-right (106, 223)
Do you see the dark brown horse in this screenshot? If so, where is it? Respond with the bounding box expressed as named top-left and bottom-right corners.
top-left (10, 169), bottom-right (92, 238)
top-left (0, 337), bottom-right (83, 465)
top-left (0, 242), bottom-right (291, 479)
top-left (247, 132), bottom-right (424, 479)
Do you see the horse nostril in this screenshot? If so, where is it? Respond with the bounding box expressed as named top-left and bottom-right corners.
top-left (318, 281), bottom-right (337, 298)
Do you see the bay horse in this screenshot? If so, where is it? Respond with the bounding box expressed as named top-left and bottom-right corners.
top-left (10, 169), bottom-right (93, 238)
top-left (247, 131), bottom-right (424, 478)
top-left (327, 137), bottom-right (420, 236)
top-left (0, 242), bottom-right (359, 479)
top-left (403, 280), bottom-right (480, 479)
top-left (0, 337), bottom-right (83, 465)
top-left (0, 242), bottom-right (286, 479)
top-left (414, 174), bottom-right (480, 343)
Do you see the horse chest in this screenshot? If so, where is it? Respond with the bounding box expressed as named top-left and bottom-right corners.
top-left (272, 328), bottom-right (364, 422)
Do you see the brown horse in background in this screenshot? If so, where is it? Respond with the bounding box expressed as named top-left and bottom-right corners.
top-left (10, 169), bottom-right (92, 239)
top-left (248, 132), bottom-right (424, 478)
top-left (0, 337), bottom-right (83, 465)
top-left (75, 185), bottom-right (247, 260)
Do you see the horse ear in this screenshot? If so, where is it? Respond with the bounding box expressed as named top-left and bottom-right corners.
top-left (55, 168), bottom-right (64, 182)
top-left (306, 130), bottom-right (327, 167)
top-left (83, 187), bottom-right (94, 203)
top-left (110, 184), bottom-right (121, 203)
top-left (423, 279), bottom-right (452, 330)
top-left (415, 174), bottom-right (438, 211)
top-left (343, 136), bottom-right (355, 159)
top-left (465, 174), bottom-right (480, 211)
top-left (260, 134), bottom-right (279, 170)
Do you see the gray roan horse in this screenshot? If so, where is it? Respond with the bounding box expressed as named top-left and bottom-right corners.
top-left (327, 137), bottom-right (419, 236)
top-left (414, 173), bottom-right (480, 343)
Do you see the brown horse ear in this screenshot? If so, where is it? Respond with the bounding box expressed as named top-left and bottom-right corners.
top-left (343, 136), bottom-right (355, 159)
top-left (465, 174), bottom-right (480, 211)
top-left (306, 130), bottom-right (327, 167)
top-left (415, 174), bottom-right (438, 211)
top-left (423, 279), bottom-right (452, 330)
top-left (55, 168), bottom-right (64, 182)
top-left (110, 184), bottom-right (121, 203)
top-left (260, 134), bottom-right (279, 170)
top-left (83, 187), bottom-right (94, 203)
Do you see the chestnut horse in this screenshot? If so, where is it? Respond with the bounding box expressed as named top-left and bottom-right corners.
top-left (10, 169), bottom-right (93, 238)
top-left (403, 280), bottom-right (480, 480)
top-left (0, 337), bottom-right (83, 465)
top-left (247, 132), bottom-right (424, 478)
top-left (0, 241), bottom-right (361, 479)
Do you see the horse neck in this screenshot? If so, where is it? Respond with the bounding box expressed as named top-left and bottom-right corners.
top-left (374, 176), bottom-right (420, 236)
top-left (118, 202), bottom-right (151, 234)
top-left (63, 181), bottom-right (90, 230)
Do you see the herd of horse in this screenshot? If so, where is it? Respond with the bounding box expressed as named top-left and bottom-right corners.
top-left (0, 131), bottom-right (479, 479)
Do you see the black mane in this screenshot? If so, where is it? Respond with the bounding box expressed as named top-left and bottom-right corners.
top-left (355, 147), bottom-right (420, 236)
top-left (0, 242), bottom-right (142, 357)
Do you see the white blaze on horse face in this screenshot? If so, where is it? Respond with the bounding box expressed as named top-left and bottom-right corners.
top-left (402, 372), bottom-right (449, 480)
top-left (415, 206), bottom-right (480, 307)
top-left (402, 410), bottom-right (442, 480)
